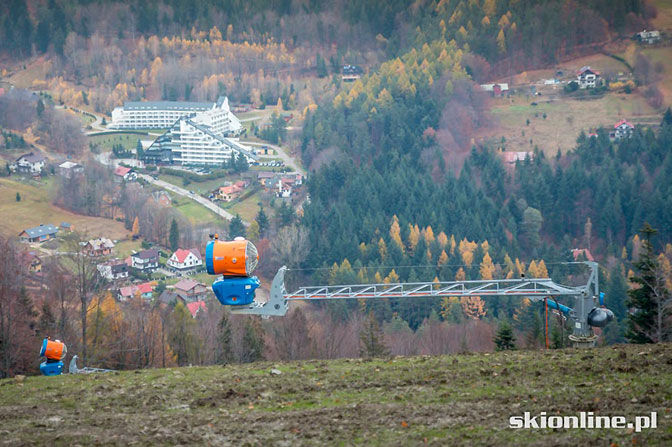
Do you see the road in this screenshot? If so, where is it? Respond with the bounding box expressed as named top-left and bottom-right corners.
top-left (241, 141), bottom-right (305, 174)
top-left (95, 152), bottom-right (242, 223)
top-left (138, 173), bottom-right (240, 222)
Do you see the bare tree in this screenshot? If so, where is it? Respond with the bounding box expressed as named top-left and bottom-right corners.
top-left (63, 232), bottom-right (103, 365)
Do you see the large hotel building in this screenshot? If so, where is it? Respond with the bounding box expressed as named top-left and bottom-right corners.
top-left (111, 97), bottom-right (257, 166)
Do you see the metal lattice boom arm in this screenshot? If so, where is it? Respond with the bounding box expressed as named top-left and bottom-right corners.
top-left (284, 278), bottom-right (581, 301)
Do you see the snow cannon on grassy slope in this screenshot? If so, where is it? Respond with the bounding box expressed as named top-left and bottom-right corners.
top-left (206, 234), bottom-right (260, 306)
top-left (39, 337), bottom-right (67, 376)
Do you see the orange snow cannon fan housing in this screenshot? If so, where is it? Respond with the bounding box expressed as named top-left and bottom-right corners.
top-left (39, 338), bottom-right (67, 376)
top-left (206, 236), bottom-right (260, 306)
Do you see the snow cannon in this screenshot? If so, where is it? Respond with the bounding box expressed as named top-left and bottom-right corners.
top-left (39, 337), bottom-right (67, 376)
top-left (206, 235), bottom-right (260, 306)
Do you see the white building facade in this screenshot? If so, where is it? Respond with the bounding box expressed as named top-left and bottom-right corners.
top-left (110, 96), bottom-right (242, 135)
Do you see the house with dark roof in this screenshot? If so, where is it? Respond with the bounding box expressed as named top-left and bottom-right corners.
top-left (167, 248), bottom-right (203, 272)
top-left (576, 66), bottom-right (601, 89)
top-left (60, 222), bottom-right (74, 232)
top-left (158, 290), bottom-right (183, 307)
top-left (19, 224), bottom-right (59, 243)
top-left (97, 260), bottom-right (129, 281)
top-left (14, 152), bottom-right (46, 174)
top-left (173, 279), bottom-right (208, 302)
top-left (131, 249), bottom-right (160, 271)
top-left (611, 119), bottom-right (635, 141)
top-left (342, 65), bottom-right (364, 82)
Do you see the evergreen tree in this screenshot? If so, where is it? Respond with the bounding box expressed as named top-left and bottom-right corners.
top-left (240, 317), bottom-right (265, 363)
top-left (215, 311), bottom-right (234, 365)
top-left (169, 219), bottom-right (180, 251)
top-left (229, 214), bottom-right (246, 239)
top-left (37, 301), bottom-right (56, 337)
top-left (255, 206), bottom-right (269, 237)
top-left (494, 320), bottom-right (516, 351)
top-left (316, 53), bottom-right (328, 78)
top-left (15, 192), bottom-right (20, 202)
top-left (277, 201), bottom-right (294, 228)
top-left (36, 99), bottom-right (44, 117)
top-left (136, 139), bottom-right (144, 160)
top-left (626, 224), bottom-right (670, 343)
top-left (360, 311), bottom-right (388, 357)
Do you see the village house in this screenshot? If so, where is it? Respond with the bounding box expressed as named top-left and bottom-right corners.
top-left (158, 290), bottom-right (182, 307)
top-left (636, 30), bottom-right (661, 44)
top-left (172, 278), bottom-right (208, 302)
top-left (342, 65), bottom-right (363, 82)
top-left (20, 251), bottom-right (42, 274)
top-left (60, 222), bottom-right (74, 232)
top-left (187, 301), bottom-right (207, 318)
top-left (257, 171), bottom-right (277, 187)
top-left (571, 248), bottom-right (594, 262)
top-left (167, 248), bottom-right (203, 272)
top-left (611, 119), bottom-right (635, 141)
top-left (97, 260), bottom-right (129, 281)
top-left (576, 66), bottom-right (601, 89)
top-left (114, 166), bottom-right (137, 182)
top-left (13, 152), bottom-right (46, 175)
top-left (218, 184), bottom-right (243, 202)
top-left (82, 237), bottom-right (115, 257)
top-left (117, 281), bottom-right (154, 301)
top-left (480, 83), bottom-right (509, 97)
top-left (131, 249), bottom-right (160, 271)
top-left (58, 161), bottom-right (83, 178)
top-left (19, 224), bottom-right (59, 243)
top-left (500, 151), bottom-right (534, 164)
top-left (151, 190), bottom-right (172, 207)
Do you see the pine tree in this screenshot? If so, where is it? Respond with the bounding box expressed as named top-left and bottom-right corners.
top-left (169, 219), bottom-right (180, 251)
top-left (255, 206), bottom-right (268, 237)
top-left (241, 318), bottom-right (265, 363)
top-left (229, 214), bottom-right (246, 239)
top-left (15, 192), bottom-right (20, 202)
top-left (136, 139), bottom-right (144, 160)
top-left (215, 311), bottom-right (234, 365)
top-left (494, 321), bottom-right (516, 351)
top-left (626, 224), bottom-right (670, 343)
top-left (360, 311), bottom-right (388, 357)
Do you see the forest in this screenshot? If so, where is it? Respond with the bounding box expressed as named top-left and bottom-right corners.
top-left (1, 0), bottom-right (671, 378)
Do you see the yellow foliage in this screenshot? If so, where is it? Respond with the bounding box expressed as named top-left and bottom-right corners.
top-left (461, 296), bottom-right (486, 319)
top-left (408, 224), bottom-right (420, 251)
top-left (378, 238), bottom-right (387, 260)
top-left (438, 250), bottom-right (449, 266)
top-left (389, 215), bottom-right (403, 250)
top-left (455, 267), bottom-right (466, 281)
top-left (480, 252), bottom-right (495, 280)
top-left (437, 231), bottom-right (448, 248)
top-left (384, 269), bottom-right (400, 284)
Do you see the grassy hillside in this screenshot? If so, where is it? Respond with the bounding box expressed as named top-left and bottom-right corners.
top-left (1, 344), bottom-right (670, 445)
top-left (0, 177), bottom-right (127, 239)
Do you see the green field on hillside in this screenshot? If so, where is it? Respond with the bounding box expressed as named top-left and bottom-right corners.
top-left (1, 344), bottom-right (670, 445)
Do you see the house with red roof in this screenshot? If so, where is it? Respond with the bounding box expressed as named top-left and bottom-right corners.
top-left (117, 281), bottom-right (155, 301)
top-left (612, 119), bottom-right (634, 141)
top-left (167, 248), bottom-right (203, 272)
top-left (576, 66), bottom-right (601, 89)
top-left (113, 165), bottom-right (136, 182)
top-left (218, 184), bottom-right (243, 202)
top-left (186, 301), bottom-right (207, 318)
